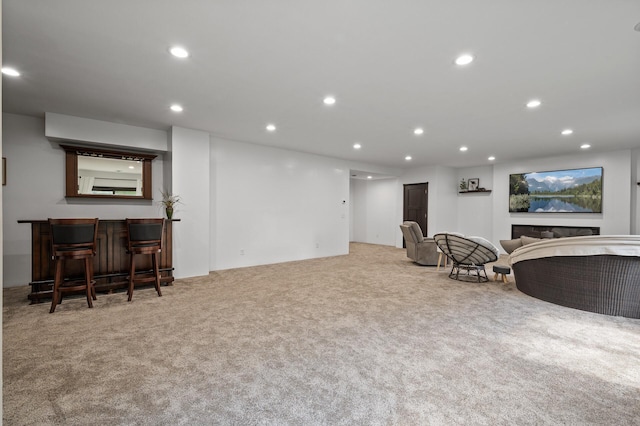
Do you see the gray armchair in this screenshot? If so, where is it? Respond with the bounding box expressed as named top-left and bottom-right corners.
top-left (399, 221), bottom-right (439, 266)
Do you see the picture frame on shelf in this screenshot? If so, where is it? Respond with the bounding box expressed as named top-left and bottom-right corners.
top-left (468, 178), bottom-right (479, 191)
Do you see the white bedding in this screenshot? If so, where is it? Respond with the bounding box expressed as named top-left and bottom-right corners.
top-left (509, 235), bottom-right (640, 265)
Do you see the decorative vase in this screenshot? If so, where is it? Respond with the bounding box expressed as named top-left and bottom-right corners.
top-left (165, 206), bottom-right (173, 220)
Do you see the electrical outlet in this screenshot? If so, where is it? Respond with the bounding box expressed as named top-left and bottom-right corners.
top-left (240, 249), bottom-right (245, 255)
top-left (315, 243), bottom-right (319, 248)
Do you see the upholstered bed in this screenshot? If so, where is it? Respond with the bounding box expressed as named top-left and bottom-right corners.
top-left (509, 235), bottom-right (640, 318)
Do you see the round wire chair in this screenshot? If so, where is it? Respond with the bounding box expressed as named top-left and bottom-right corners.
top-left (433, 233), bottom-right (498, 282)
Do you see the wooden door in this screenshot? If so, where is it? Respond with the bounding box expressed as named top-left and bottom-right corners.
top-left (403, 183), bottom-right (428, 236)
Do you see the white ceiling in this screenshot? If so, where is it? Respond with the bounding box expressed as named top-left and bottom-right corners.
top-left (3, 0), bottom-right (640, 169)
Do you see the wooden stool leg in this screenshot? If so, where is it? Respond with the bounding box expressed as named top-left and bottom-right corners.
top-left (90, 258), bottom-right (97, 300)
top-left (152, 252), bottom-right (162, 297)
top-left (84, 257), bottom-right (93, 308)
top-left (493, 273), bottom-right (499, 281)
top-left (436, 253), bottom-right (443, 271)
top-left (128, 254), bottom-right (136, 302)
top-left (502, 274), bottom-right (508, 284)
top-left (50, 258), bottom-right (63, 313)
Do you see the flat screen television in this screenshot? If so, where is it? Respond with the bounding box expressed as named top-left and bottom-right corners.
top-left (509, 167), bottom-right (603, 213)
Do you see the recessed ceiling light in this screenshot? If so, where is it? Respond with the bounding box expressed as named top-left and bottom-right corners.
top-left (1, 67), bottom-right (20, 77)
top-left (169, 46), bottom-right (189, 58)
top-left (488, 156), bottom-right (496, 161)
top-left (266, 124), bottom-right (276, 132)
top-left (353, 143), bottom-right (361, 149)
top-left (459, 146), bottom-right (468, 152)
top-left (526, 99), bottom-right (542, 108)
top-left (580, 144), bottom-right (591, 149)
top-left (405, 156), bottom-right (412, 161)
top-left (323, 96), bottom-right (336, 105)
top-left (170, 104), bottom-right (183, 112)
top-left (561, 129), bottom-right (573, 135)
top-left (367, 176), bottom-right (373, 179)
top-left (455, 54), bottom-right (474, 66)
top-left (414, 127), bottom-right (424, 135)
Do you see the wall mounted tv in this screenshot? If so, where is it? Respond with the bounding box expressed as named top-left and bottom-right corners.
top-left (509, 167), bottom-right (603, 213)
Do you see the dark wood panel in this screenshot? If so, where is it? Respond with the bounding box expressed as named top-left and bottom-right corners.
top-left (18, 219), bottom-right (177, 303)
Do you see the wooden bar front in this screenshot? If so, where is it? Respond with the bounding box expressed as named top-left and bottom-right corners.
top-left (19, 219), bottom-right (176, 303)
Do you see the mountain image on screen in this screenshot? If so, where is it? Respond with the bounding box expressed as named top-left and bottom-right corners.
top-left (508, 167), bottom-right (602, 213)
top-left (526, 175), bottom-right (600, 193)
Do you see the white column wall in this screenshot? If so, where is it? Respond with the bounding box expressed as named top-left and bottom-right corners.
top-left (170, 127), bottom-right (210, 279)
top-left (632, 148), bottom-right (639, 234)
top-left (2, 113), bottom-right (166, 287)
top-left (351, 179), bottom-right (367, 243)
top-left (210, 137), bottom-right (350, 270)
top-left (1, 7), bottom-right (4, 403)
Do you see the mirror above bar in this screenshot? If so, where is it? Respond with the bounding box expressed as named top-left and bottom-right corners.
top-left (62, 144), bottom-right (156, 200)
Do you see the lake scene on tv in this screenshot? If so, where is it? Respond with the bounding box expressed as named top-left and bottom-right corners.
top-left (509, 167), bottom-right (603, 213)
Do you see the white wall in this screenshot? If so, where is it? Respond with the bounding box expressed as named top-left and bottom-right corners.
top-left (210, 137), bottom-right (350, 270)
top-left (170, 127), bottom-right (211, 279)
top-left (397, 165), bottom-right (458, 247)
top-left (361, 149), bottom-right (634, 254)
top-left (351, 178), bottom-right (398, 246)
top-left (5, 112), bottom-right (638, 286)
top-left (492, 149), bottom-right (632, 246)
top-left (2, 113), bottom-right (166, 287)
top-left (456, 166), bottom-right (494, 238)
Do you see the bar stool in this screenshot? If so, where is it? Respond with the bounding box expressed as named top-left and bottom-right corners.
top-left (125, 218), bottom-right (165, 301)
top-left (48, 218), bottom-right (99, 313)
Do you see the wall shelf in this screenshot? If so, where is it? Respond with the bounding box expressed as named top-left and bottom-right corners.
top-left (458, 190), bottom-right (492, 194)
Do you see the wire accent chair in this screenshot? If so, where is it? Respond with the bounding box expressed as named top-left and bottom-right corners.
top-left (433, 233), bottom-right (498, 282)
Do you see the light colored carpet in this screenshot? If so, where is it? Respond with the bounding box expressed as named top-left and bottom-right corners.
top-left (3, 243), bottom-right (639, 425)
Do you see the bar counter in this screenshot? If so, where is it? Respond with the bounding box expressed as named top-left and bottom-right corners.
top-left (18, 219), bottom-right (177, 303)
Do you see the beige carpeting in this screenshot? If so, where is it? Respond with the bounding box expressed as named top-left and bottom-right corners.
top-left (3, 243), bottom-right (640, 425)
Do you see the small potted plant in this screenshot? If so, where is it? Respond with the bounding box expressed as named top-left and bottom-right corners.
top-left (159, 190), bottom-right (181, 219)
